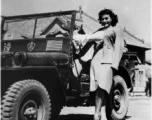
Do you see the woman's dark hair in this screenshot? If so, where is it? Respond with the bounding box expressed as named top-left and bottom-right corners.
top-left (98, 9), bottom-right (118, 27)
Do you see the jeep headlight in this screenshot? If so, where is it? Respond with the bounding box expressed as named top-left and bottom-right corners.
top-left (12, 51), bottom-right (27, 67)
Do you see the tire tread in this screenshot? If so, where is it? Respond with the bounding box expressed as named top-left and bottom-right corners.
top-left (1, 79), bottom-right (51, 120)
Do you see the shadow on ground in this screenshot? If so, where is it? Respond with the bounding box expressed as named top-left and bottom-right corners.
top-left (57, 114), bottom-right (93, 120)
top-left (57, 114), bottom-right (132, 120)
top-left (125, 116), bottom-right (132, 119)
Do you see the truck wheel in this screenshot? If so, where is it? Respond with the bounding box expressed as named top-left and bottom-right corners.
top-left (107, 75), bottom-right (129, 120)
top-left (1, 80), bottom-right (51, 120)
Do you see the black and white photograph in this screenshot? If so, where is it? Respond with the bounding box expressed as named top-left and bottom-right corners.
top-left (1, 0), bottom-right (151, 120)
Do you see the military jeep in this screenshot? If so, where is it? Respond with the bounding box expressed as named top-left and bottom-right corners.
top-left (1, 10), bottom-right (137, 120)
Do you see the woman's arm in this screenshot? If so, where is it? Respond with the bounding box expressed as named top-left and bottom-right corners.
top-left (86, 31), bottom-right (104, 41)
top-left (73, 31), bottom-right (104, 46)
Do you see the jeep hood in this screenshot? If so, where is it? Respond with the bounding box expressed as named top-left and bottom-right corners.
top-left (1, 51), bottom-right (69, 66)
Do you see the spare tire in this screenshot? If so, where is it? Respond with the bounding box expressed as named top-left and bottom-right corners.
top-left (1, 80), bottom-right (51, 120)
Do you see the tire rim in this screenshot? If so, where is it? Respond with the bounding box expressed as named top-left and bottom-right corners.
top-left (18, 92), bottom-right (45, 120)
top-left (113, 84), bottom-right (126, 114)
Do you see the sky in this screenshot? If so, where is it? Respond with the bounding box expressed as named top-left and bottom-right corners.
top-left (1, 0), bottom-right (151, 60)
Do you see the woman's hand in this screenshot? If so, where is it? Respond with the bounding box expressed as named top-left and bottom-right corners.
top-left (73, 34), bottom-right (89, 47)
top-left (73, 34), bottom-right (86, 41)
top-left (72, 40), bottom-right (82, 54)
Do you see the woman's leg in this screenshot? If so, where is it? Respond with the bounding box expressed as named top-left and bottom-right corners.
top-left (94, 95), bottom-right (102, 120)
top-left (94, 87), bottom-right (107, 120)
top-left (100, 92), bottom-right (107, 120)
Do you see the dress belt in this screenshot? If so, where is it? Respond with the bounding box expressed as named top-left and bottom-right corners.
top-left (101, 63), bottom-right (111, 64)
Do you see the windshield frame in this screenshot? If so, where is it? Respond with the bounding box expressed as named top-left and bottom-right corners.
top-left (1, 10), bottom-right (77, 42)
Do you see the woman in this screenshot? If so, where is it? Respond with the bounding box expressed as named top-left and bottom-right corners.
top-left (73, 9), bottom-right (124, 120)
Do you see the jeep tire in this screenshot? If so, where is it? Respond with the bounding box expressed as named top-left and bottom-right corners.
top-left (107, 75), bottom-right (129, 120)
top-left (1, 80), bottom-right (51, 120)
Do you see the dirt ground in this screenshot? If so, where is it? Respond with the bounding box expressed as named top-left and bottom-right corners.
top-left (58, 96), bottom-right (151, 120)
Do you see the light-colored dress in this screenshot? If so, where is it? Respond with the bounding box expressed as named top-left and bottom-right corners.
top-left (73, 26), bottom-right (124, 93)
top-left (90, 47), bottom-right (113, 93)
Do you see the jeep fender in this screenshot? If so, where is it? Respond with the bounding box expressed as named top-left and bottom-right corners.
top-left (117, 65), bottom-right (132, 88)
top-left (1, 66), bottom-right (66, 105)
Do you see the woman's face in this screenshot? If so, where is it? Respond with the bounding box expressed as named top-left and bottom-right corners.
top-left (100, 14), bottom-right (112, 28)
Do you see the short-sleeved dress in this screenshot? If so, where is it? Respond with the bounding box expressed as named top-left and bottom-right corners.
top-left (73, 26), bottom-right (124, 94)
top-left (90, 47), bottom-right (113, 94)
top-left (87, 26), bottom-right (124, 94)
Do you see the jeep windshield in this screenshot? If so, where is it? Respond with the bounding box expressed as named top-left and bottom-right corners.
top-left (1, 11), bottom-right (76, 41)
